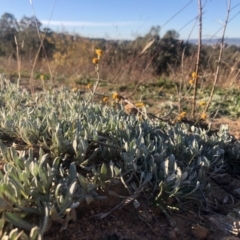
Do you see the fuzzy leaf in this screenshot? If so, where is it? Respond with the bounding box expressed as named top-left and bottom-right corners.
top-left (78, 174), bottom-right (87, 191)
top-left (5, 212), bottom-right (34, 231)
top-left (142, 172), bottom-right (152, 186)
top-left (100, 163), bottom-right (108, 178)
top-left (29, 226), bottom-right (40, 240)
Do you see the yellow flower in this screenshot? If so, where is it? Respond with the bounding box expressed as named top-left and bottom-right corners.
top-left (189, 79), bottom-right (194, 85)
top-left (112, 93), bottom-right (121, 101)
top-left (180, 111), bottom-right (187, 118)
top-left (176, 111), bottom-right (187, 121)
top-left (199, 101), bottom-right (206, 106)
top-left (92, 58), bottom-right (99, 64)
top-left (95, 49), bottom-right (103, 57)
top-left (135, 102), bottom-right (145, 108)
top-left (102, 96), bottom-right (108, 102)
top-left (200, 113), bottom-right (207, 120)
top-left (192, 72), bottom-right (198, 79)
top-left (40, 74), bottom-right (45, 81)
top-left (87, 83), bottom-right (92, 89)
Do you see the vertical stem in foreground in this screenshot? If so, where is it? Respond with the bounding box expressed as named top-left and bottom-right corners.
top-left (204, 0), bottom-right (231, 113)
top-left (192, 0), bottom-right (202, 118)
top-left (86, 63), bottom-right (100, 104)
top-left (14, 36), bottom-right (21, 87)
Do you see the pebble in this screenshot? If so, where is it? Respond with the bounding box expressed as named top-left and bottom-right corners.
top-left (168, 228), bottom-right (180, 239)
top-left (168, 229), bottom-right (176, 239)
top-left (191, 224), bottom-right (209, 239)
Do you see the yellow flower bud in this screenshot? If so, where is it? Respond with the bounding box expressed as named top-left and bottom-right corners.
top-left (176, 111), bottom-right (187, 121)
top-left (87, 84), bottom-right (92, 89)
top-left (180, 111), bottom-right (187, 117)
top-left (189, 79), bottom-right (194, 85)
top-left (199, 101), bottom-right (206, 106)
top-left (112, 93), bottom-right (121, 101)
top-left (135, 102), bottom-right (145, 108)
top-left (191, 72), bottom-right (198, 79)
top-left (200, 113), bottom-right (207, 120)
top-left (102, 97), bottom-right (108, 102)
top-left (95, 49), bottom-right (103, 56)
top-left (92, 58), bottom-right (99, 64)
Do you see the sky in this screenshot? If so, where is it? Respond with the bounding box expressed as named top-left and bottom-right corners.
top-left (0, 0), bottom-right (240, 41)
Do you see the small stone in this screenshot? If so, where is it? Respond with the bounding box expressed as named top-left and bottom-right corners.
top-left (168, 229), bottom-right (176, 239)
top-left (168, 228), bottom-right (180, 239)
top-left (191, 224), bottom-right (209, 240)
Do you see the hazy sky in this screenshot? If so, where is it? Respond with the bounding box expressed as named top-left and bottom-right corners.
top-left (1, 0), bottom-right (240, 40)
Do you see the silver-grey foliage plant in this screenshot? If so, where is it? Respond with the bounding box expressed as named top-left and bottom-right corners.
top-left (0, 75), bottom-right (239, 238)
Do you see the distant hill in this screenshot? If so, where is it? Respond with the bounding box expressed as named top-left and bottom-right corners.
top-left (187, 38), bottom-right (240, 46)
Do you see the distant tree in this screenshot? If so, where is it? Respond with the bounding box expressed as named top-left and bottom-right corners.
top-left (145, 25), bottom-right (161, 39)
top-left (0, 12), bottom-right (18, 32)
top-left (0, 13), bottom-right (19, 57)
top-left (163, 30), bottom-right (179, 39)
top-left (17, 16), bottom-right (54, 60)
top-left (42, 27), bottom-right (54, 36)
top-left (18, 16), bottom-right (41, 31)
top-left (150, 29), bottom-right (184, 75)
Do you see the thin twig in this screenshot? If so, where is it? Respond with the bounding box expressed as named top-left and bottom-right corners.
top-left (14, 36), bottom-right (21, 85)
top-left (208, 9), bottom-right (240, 41)
top-left (192, 0), bottom-right (202, 117)
top-left (91, 191), bottom-right (142, 219)
top-left (86, 65), bottom-right (100, 104)
top-left (89, 138), bottom-right (125, 151)
top-left (28, 0), bottom-right (56, 93)
top-left (161, 1), bottom-right (194, 29)
top-left (157, 204), bottom-right (176, 227)
top-left (204, 0), bottom-right (231, 113)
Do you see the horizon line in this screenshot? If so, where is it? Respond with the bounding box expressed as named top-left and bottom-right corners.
top-left (40, 20), bottom-right (144, 27)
